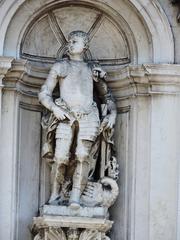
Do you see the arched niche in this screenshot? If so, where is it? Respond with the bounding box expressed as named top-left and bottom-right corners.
top-left (20, 4), bottom-right (131, 66)
top-left (0, 1), bottom-right (176, 240)
top-left (0, 0), bottom-right (174, 65)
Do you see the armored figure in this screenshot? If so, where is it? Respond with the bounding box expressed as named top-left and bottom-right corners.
top-left (39, 31), bottom-right (117, 209)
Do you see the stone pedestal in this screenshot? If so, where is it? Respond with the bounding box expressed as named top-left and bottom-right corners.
top-left (33, 208), bottom-right (113, 240)
top-left (40, 205), bottom-right (108, 218)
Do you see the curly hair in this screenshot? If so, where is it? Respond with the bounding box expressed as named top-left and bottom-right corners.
top-left (67, 31), bottom-right (89, 49)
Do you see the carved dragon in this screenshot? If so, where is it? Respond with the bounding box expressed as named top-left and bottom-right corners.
top-left (81, 177), bottom-right (119, 208)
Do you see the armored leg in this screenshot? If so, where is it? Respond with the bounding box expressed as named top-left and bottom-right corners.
top-left (49, 161), bottom-right (66, 204)
top-left (49, 124), bottom-right (73, 204)
top-left (69, 140), bottom-right (93, 209)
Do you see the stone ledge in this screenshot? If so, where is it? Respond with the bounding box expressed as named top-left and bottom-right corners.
top-left (0, 57), bottom-right (14, 75)
top-left (40, 205), bottom-right (108, 218)
top-left (1, 59), bottom-right (180, 98)
top-left (33, 215), bottom-right (113, 232)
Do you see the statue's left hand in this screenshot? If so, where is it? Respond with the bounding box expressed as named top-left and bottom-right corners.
top-left (92, 67), bottom-right (106, 79)
top-left (100, 114), bottom-right (116, 131)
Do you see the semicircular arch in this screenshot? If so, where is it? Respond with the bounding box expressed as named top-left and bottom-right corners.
top-left (0, 0), bottom-right (174, 65)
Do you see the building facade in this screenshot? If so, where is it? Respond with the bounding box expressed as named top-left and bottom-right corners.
top-left (0, 0), bottom-right (180, 239)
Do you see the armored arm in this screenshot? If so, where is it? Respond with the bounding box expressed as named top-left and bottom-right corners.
top-left (94, 74), bottom-right (118, 180)
top-left (92, 65), bottom-right (116, 119)
top-left (39, 62), bottom-right (70, 121)
top-left (94, 78), bottom-right (117, 123)
top-left (39, 63), bottom-right (59, 112)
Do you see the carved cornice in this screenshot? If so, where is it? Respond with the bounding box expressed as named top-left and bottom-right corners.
top-left (33, 215), bottom-right (113, 233)
top-left (0, 57), bottom-right (14, 74)
top-left (2, 59), bottom-right (42, 97)
top-left (0, 57), bottom-right (14, 87)
top-left (1, 58), bottom-right (180, 101)
top-left (108, 64), bottom-right (180, 101)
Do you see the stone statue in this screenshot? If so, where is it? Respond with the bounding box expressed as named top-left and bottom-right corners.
top-left (39, 30), bottom-right (118, 210)
top-left (34, 30), bottom-right (119, 239)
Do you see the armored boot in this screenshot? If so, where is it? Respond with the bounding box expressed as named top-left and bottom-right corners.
top-left (48, 162), bottom-right (66, 205)
top-left (69, 161), bottom-right (89, 209)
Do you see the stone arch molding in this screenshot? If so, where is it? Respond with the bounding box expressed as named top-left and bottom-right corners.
top-left (0, 0), bottom-right (174, 65)
top-left (20, 4), bottom-right (132, 66)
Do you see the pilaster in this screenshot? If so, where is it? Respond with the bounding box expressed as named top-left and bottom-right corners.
top-left (0, 58), bottom-right (42, 240)
top-left (0, 57), bottom-right (14, 126)
top-left (109, 64), bottom-right (180, 240)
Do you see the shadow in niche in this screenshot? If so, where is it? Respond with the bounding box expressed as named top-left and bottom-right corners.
top-left (171, 0), bottom-right (180, 22)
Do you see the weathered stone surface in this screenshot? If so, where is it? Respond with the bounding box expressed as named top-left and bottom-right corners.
top-left (36, 29), bottom-right (118, 239)
top-left (1, 0), bottom-right (180, 240)
top-left (0, 0), bottom-right (174, 64)
top-left (32, 215), bottom-right (112, 240)
top-left (40, 205), bottom-right (108, 218)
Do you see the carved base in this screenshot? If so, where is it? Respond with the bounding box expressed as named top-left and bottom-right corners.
top-left (32, 215), bottom-right (112, 240)
top-left (40, 205), bottom-right (108, 218)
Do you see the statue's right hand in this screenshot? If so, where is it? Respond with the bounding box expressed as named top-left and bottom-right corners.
top-left (52, 106), bottom-right (71, 121)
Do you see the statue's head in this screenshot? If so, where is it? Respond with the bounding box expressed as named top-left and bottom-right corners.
top-left (67, 31), bottom-right (89, 56)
